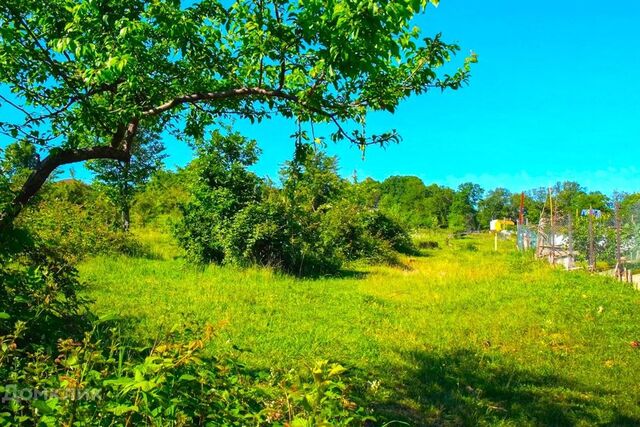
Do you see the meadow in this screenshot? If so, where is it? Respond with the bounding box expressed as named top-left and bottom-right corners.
top-left (80, 230), bottom-right (640, 426)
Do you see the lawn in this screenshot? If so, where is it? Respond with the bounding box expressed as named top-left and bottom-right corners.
top-left (79, 231), bottom-right (640, 426)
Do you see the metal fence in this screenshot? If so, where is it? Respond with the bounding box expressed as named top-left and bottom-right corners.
top-left (517, 198), bottom-right (640, 284)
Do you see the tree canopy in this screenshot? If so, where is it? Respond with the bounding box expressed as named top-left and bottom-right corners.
top-left (0, 0), bottom-right (475, 228)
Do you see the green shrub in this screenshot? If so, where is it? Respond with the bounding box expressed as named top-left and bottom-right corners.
top-left (174, 135), bottom-right (414, 275)
top-left (0, 319), bottom-right (371, 426)
top-left (0, 230), bottom-right (90, 352)
top-left (16, 180), bottom-right (144, 262)
top-left (417, 240), bottom-right (439, 249)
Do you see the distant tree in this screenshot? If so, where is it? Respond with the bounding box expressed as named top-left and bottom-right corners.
top-left (132, 169), bottom-right (190, 228)
top-left (448, 182), bottom-right (483, 232)
top-left (86, 132), bottom-right (166, 231)
top-left (519, 187), bottom-right (548, 224)
top-left (552, 181), bottom-right (610, 217)
top-left (353, 177), bottom-right (382, 209)
top-left (423, 184), bottom-right (455, 228)
top-left (378, 176), bottom-right (431, 228)
top-left (370, 177), bottom-right (456, 229)
top-left (477, 188), bottom-right (513, 229)
top-left (621, 193), bottom-right (640, 224)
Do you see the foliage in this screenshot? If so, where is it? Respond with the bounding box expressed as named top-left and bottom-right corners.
top-left (477, 187), bottom-right (513, 228)
top-left (571, 214), bottom-right (638, 264)
top-left (175, 134), bottom-right (413, 275)
top-left (0, 140), bottom-right (39, 180)
top-left (173, 131), bottom-right (263, 265)
top-left (0, 231), bottom-right (90, 353)
top-left (131, 169), bottom-right (190, 229)
top-left (0, 0), bottom-right (474, 228)
top-left (553, 181), bottom-right (611, 216)
top-left (15, 180), bottom-right (143, 263)
top-left (376, 176), bottom-right (454, 229)
top-left (0, 229), bottom-right (368, 426)
top-left (0, 318), bottom-right (370, 426)
top-left (448, 182), bottom-right (483, 232)
top-left (281, 360), bottom-right (374, 426)
top-left (87, 130), bottom-right (166, 231)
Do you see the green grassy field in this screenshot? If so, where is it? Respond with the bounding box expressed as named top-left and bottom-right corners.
top-left (79, 230), bottom-right (640, 426)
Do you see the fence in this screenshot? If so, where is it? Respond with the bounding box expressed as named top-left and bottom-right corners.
top-left (517, 199), bottom-right (640, 285)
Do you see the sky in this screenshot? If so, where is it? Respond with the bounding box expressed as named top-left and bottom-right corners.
top-left (3, 0), bottom-right (640, 194)
top-left (193, 0), bottom-right (640, 194)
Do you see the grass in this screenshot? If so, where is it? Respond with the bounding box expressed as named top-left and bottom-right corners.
top-left (79, 229), bottom-right (640, 426)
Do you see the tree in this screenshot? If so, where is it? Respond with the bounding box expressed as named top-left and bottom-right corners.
top-left (424, 183), bottom-right (455, 228)
top-left (86, 131), bottom-right (166, 231)
top-left (0, 0), bottom-right (475, 230)
top-left (448, 182), bottom-right (483, 232)
top-left (552, 181), bottom-right (610, 217)
top-left (477, 187), bottom-right (513, 229)
top-left (378, 176), bottom-right (430, 228)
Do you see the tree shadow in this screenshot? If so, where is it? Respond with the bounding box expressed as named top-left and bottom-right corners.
top-left (334, 269), bottom-right (370, 279)
top-left (369, 349), bottom-right (639, 426)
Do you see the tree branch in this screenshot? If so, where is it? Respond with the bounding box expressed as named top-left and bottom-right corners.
top-left (141, 87), bottom-right (298, 117)
top-left (0, 145), bottom-right (130, 230)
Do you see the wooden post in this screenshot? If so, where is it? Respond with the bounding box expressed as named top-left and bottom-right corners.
top-left (494, 232), bottom-right (498, 252)
top-left (615, 202), bottom-right (623, 278)
top-left (567, 213), bottom-right (574, 270)
top-left (588, 207), bottom-right (595, 272)
top-left (549, 188), bottom-right (555, 265)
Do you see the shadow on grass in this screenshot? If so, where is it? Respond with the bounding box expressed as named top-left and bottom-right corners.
top-left (369, 349), bottom-right (638, 426)
top-left (334, 269), bottom-right (370, 279)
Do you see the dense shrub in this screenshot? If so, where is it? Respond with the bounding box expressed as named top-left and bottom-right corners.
top-left (174, 133), bottom-right (414, 275)
top-left (1, 324), bottom-right (371, 426)
top-left (16, 180), bottom-right (144, 262)
top-left (227, 199), bottom-right (337, 275)
top-left (0, 230), bottom-right (90, 352)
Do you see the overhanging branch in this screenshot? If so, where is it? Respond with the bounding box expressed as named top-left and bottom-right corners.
top-left (0, 145), bottom-right (130, 230)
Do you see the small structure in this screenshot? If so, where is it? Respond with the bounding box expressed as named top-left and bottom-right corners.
top-left (490, 219), bottom-right (515, 251)
top-left (490, 219), bottom-right (515, 232)
top-left (537, 240), bottom-right (578, 270)
top-left (580, 209), bottom-right (602, 218)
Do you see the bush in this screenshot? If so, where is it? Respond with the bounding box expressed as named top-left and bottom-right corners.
top-left (0, 230), bottom-right (90, 352)
top-left (1, 318), bottom-right (372, 425)
top-left (174, 135), bottom-right (414, 275)
top-left (320, 203), bottom-right (414, 264)
top-left (417, 240), bottom-right (439, 250)
top-left (16, 180), bottom-right (144, 262)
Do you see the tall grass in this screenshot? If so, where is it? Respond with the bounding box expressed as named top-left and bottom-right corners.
top-left (79, 230), bottom-right (640, 425)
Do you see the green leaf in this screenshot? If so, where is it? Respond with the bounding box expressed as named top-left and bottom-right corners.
top-left (328, 364), bottom-right (347, 377)
top-left (107, 404), bottom-right (139, 416)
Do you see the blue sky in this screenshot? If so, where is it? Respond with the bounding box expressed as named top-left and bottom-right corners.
top-left (232, 0), bottom-right (640, 194)
top-left (3, 0), bottom-right (640, 194)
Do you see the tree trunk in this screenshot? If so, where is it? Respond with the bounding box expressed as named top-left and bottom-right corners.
top-left (0, 146), bottom-right (129, 232)
top-left (121, 204), bottom-right (131, 232)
